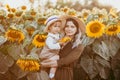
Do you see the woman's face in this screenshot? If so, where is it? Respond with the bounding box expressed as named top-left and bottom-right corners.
top-left (65, 21), bottom-right (77, 36)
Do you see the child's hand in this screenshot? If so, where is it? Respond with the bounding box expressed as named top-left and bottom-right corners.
top-left (59, 37), bottom-right (71, 47)
top-left (59, 42), bottom-right (65, 47)
top-left (59, 37), bottom-right (71, 43)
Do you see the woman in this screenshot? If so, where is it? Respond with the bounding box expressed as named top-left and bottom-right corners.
top-left (41, 15), bottom-right (85, 80)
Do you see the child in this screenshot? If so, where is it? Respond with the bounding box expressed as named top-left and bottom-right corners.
top-left (39, 15), bottom-right (63, 79)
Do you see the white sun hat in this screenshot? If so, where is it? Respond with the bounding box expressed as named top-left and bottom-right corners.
top-left (44, 15), bottom-right (61, 32)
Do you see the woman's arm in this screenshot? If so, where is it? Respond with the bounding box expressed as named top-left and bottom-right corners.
top-left (57, 44), bottom-right (84, 67)
top-left (41, 44), bottom-right (84, 68)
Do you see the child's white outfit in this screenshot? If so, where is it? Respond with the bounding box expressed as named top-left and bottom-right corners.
top-left (39, 33), bottom-right (61, 79)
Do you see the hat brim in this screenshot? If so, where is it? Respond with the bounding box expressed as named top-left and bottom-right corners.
top-left (44, 19), bottom-right (61, 32)
top-left (60, 15), bottom-right (85, 34)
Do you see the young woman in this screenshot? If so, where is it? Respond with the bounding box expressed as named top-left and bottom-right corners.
top-left (41, 15), bottom-right (85, 80)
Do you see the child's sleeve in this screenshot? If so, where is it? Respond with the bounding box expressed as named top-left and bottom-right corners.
top-left (46, 37), bottom-right (61, 50)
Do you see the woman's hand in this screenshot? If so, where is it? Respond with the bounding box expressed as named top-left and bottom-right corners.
top-left (59, 42), bottom-right (65, 47)
top-left (41, 59), bottom-right (58, 68)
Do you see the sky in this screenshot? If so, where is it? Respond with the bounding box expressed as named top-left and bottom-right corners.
top-left (0, 0), bottom-right (120, 11)
top-left (98, 0), bottom-right (120, 11)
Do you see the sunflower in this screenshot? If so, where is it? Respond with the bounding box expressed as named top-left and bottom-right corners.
top-left (26, 27), bottom-right (35, 36)
top-left (86, 20), bottom-right (105, 38)
top-left (98, 13), bottom-right (104, 19)
top-left (105, 24), bottom-right (120, 36)
top-left (5, 4), bottom-right (10, 9)
top-left (30, 9), bottom-right (36, 17)
top-left (23, 15), bottom-right (34, 21)
top-left (92, 7), bottom-right (99, 14)
top-left (5, 29), bottom-right (25, 43)
top-left (68, 9), bottom-right (76, 16)
top-left (16, 59), bottom-right (40, 71)
top-left (31, 11), bottom-right (36, 16)
top-left (0, 9), bottom-right (5, 18)
top-left (37, 18), bottom-right (46, 25)
top-left (7, 8), bottom-right (11, 12)
top-left (61, 7), bottom-right (69, 13)
top-left (0, 15), bottom-right (4, 19)
top-left (81, 9), bottom-right (90, 20)
top-left (11, 8), bottom-right (16, 13)
top-left (15, 11), bottom-right (23, 17)
top-left (7, 13), bottom-right (14, 18)
top-left (21, 6), bottom-right (27, 10)
top-left (98, 9), bottom-right (108, 19)
top-left (83, 12), bottom-right (89, 19)
top-left (59, 37), bottom-right (71, 43)
top-left (32, 34), bottom-right (47, 48)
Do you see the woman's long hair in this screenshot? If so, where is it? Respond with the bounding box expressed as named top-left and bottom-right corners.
top-left (61, 15), bottom-right (85, 48)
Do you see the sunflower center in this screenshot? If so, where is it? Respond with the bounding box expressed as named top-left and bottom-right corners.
top-left (8, 14), bottom-right (14, 18)
top-left (21, 6), bottom-right (26, 10)
top-left (31, 12), bottom-right (36, 16)
top-left (63, 8), bottom-right (68, 12)
top-left (0, 15), bottom-right (4, 19)
top-left (26, 28), bottom-right (35, 34)
top-left (8, 31), bottom-right (21, 39)
top-left (98, 14), bottom-right (103, 18)
top-left (83, 13), bottom-right (88, 18)
top-left (108, 26), bottom-right (117, 32)
top-left (36, 36), bottom-right (45, 42)
top-left (37, 18), bottom-right (46, 24)
top-left (15, 11), bottom-right (23, 17)
top-left (90, 24), bottom-right (101, 33)
top-left (11, 8), bottom-right (16, 13)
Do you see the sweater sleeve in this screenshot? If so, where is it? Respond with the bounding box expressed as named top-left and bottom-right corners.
top-left (46, 37), bottom-right (61, 50)
top-left (57, 44), bottom-right (84, 67)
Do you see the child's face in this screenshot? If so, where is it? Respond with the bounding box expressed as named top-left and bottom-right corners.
top-left (49, 21), bottom-right (61, 34)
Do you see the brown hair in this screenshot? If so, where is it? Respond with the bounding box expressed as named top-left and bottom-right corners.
top-left (60, 15), bottom-right (85, 48)
top-left (65, 18), bottom-right (79, 34)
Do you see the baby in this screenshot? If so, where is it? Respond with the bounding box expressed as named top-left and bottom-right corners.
top-left (39, 15), bottom-right (63, 79)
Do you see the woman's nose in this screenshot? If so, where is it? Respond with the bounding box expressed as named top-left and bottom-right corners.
top-left (67, 27), bottom-right (71, 30)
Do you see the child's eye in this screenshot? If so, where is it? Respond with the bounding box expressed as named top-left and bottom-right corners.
top-left (66, 25), bottom-right (69, 27)
top-left (55, 26), bottom-right (60, 27)
top-left (71, 26), bottom-right (75, 28)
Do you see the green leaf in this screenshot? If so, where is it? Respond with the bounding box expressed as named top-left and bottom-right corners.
top-left (31, 30), bottom-right (40, 39)
top-left (80, 55), bottom-right (98, 79)
top-left (93, 41), bottom-right (110, 60)
top-left (81, 35), bottom-right (95, 46)
top-left (0, 43), bottom-right (10, 55)
top-left (86, 14), bottom-right (94, 24)
top-left (22, 38), bottom-right (31, 48)
top-left (0, 24), bottom-right (5, 33)
top-left (108, 38), bottom-right (120, 57)
top-left (7, 44), bottom-right (22, 60)
top-left (95, 56), bottom-right (110, 68)
top-left (0, 36), bottom-right (7, 46)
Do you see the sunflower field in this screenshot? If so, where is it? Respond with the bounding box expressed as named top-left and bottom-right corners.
top-left (0, 0), bottom-right (120, 80)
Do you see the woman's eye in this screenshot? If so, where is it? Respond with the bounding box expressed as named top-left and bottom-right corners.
top-left (71, 26), bottom-right (75, 28)
top-left (66, 25), bottom-right (69, 27)
top-left (54, 26), bottom-right (57, 27)
top-left (55, 26), bottom-right (60, 27)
